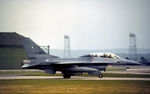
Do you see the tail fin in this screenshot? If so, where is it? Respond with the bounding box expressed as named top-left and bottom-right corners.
top-left (19, 36), bottom-right (59, 59)
top-left (19, 37), bottom-right (48, 58)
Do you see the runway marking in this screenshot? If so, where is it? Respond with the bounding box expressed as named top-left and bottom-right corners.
top-left (0, 75), bottom-right (150, 81)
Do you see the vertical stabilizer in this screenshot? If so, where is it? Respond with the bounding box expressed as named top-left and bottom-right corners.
top-left (19, 37), bottom-right (48, 58)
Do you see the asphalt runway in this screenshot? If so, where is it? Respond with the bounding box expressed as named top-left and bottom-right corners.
top-left (0, 75), bottom-right (150, 81)
top-left (1, 67), bottom-right (150, 81)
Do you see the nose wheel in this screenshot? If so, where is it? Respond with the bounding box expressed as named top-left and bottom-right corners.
top-left (98, 74), bottom-right (103, 78)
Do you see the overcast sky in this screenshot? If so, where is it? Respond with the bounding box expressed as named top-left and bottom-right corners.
top-left (0, 0), bottom-right (150, 50)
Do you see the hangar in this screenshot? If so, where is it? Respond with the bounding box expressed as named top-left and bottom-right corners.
top-left (0, 32), bottom-right (27, 69)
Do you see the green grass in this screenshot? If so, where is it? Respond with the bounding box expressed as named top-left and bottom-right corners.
top-left (1, 71), bottom-right (150, 78)
top-left (0, 79), bottom-right (150, 94)
top-left (106, 67), bottom-right (126, 71)
top-left (0, 48), bottom-right (27, 69)
top-left (0, 71), bottom-right (52, 76)
top-left (102, 73), bottom-right (150, 78)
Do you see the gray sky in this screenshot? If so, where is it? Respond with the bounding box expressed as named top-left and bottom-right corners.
top-left (0, 0), bottom-right (150, 50)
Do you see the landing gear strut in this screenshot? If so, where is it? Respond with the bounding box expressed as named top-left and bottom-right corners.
top-left (98, 74), bottom-right (103, 78)
top-left (63, 74), bottom-right (71, 78)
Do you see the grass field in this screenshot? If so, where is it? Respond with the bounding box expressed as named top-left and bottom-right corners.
top-left (106, 67), bottom-right (126, 71)
top-left (0, 79), bottom-right (150, 94)
top-left (1, 71), bottom-right (150, 78)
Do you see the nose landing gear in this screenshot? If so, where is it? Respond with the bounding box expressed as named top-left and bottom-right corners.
top-left (98, 74), bottom-right (103, 78)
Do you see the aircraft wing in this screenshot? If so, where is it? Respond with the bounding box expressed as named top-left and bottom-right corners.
top-left (51, 61), bottom-right (116, 65)
top-left (22, 59), bottom-right (116, 68)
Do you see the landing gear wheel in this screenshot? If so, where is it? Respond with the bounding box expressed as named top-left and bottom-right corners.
top-left (98, 74), bottom-right (103, 78)
top-left (63, 74), bottom-right (71, 78)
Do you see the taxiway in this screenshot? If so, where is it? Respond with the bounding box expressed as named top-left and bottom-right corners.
top-left (0, 75), bottom-right (150, 81)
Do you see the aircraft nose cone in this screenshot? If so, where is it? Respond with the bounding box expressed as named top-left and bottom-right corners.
top-left (126, 60), bottom-right (141, 65)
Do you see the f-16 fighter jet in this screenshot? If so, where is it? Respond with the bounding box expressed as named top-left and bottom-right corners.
top-left (20, 37), bottom-right (140, 78)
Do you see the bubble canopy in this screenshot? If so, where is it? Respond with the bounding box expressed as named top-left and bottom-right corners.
top-left (80, 53), bottom-right (120, 59)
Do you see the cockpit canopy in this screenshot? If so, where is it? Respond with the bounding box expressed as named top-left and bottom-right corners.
top-left (81, 53), bottom-right (120, 59)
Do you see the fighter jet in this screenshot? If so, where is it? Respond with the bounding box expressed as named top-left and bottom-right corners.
top-left (20, 37), bottom-right (140, 78)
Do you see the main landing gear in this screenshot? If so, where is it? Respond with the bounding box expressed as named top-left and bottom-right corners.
top-left (63, 74), bottom-right (71, 78)
top-left (98, 74), bottom-right (103, 78)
